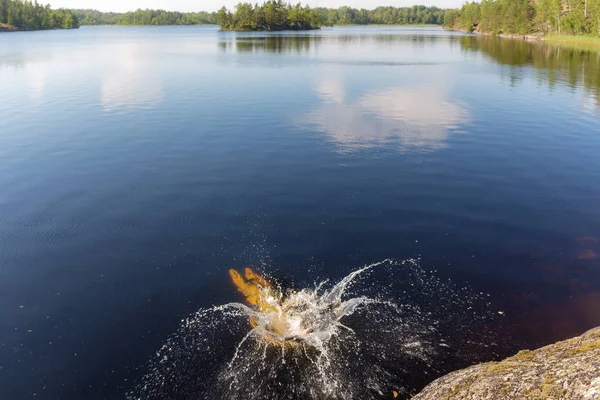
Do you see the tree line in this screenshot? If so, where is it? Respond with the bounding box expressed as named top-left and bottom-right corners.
top-left (73, 4), bottom-right (447, 28)
top-left (74, 9), bottom-right (218, 26)
top-left (444, 0), bottom-right (600, 36)
top-left (317, 5), bottom-right (445, 25)
top-left (0, 0), bottom-right (79, 30)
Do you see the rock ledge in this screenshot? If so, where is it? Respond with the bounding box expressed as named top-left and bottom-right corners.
top-left (413, 327), bottom-right (600, 400)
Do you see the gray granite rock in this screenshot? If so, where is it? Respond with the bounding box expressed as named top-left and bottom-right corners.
top-left (413, 327), bottom-right (600, 400)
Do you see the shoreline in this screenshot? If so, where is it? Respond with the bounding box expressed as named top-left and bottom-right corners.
top-left (543, 35), bottom-right (600, 46)
top-left (79, 23), bottom-right (433, 29)
top-left (0, 23), bottom-right (79, 32)
top-left (220, 27), bottom-right (321, 32)
top-left (444, 26), bottom-right (600, 46)
top-left (0, 23), bottom-right (19, 32)
top-left (331, 23), bottom-right (439, 27)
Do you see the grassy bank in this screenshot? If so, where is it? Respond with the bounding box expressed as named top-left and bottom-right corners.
top-left (543, 35), bottom-right (600, 46)
top-left (444, 25), bottom-right (600, 48)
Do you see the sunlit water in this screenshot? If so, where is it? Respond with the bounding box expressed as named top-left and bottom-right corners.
top-left (1, 26), bottom-right (600, 400)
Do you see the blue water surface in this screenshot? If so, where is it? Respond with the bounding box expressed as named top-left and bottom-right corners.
top-left (1, 26), bottom-right (599, 399)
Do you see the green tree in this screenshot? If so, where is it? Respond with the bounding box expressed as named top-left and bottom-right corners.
top-left (63, 10), bottom-right (73, 28)
top-left (0, 0), bottom-right (8, 23)
top-left (218, 0), bottom-right (322, 31)
top-left (443, 9), bottom-right (460, 27)
top-left (217, 6), bottom-right (232, 29)
top-left (480, 0), bottom-right (502, 33)
top-left (501, 0), bottom-right (533, 35)
top-left (1, 0), bottom-right (79, 30)
top-left (590, 0), bottom-right (600, 35)
top-left (460, 2), bottom-right (481, 32)
top-left (235, 2), bottom-right (255, 30)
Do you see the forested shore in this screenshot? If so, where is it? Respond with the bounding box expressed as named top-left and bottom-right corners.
top-left (74, 4), bottom-right (445, 28)
top-left (0, 0), bottom-right (79, 31)
top-left (68, 0), bottom-right (600, 39)
top-left (216, 1), bottom-right (447, 31)
top-left (4, 0), bottom-right (600, 40)
top-left (74, 9), bottom-right (217, 26)
top-left (444, 0), bottom-right (600, 37)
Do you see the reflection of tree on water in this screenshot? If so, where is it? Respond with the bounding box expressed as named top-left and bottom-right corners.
top-left (218, 35), bottom-right (322, 54)
top-left (217, 33), bottom-right (460, 54)
top-left (459, 36), bottom-right (600, 108)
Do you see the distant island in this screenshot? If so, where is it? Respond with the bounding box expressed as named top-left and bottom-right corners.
top-left (0, 0), bottom-right (79, 31)
top-left (216, 1), bottom-right (449, 31)
top-left (216, 1), bottom-right (321, 31)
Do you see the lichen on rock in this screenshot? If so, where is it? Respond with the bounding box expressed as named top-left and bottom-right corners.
top-left (413, 327), bottom-right (600, 400)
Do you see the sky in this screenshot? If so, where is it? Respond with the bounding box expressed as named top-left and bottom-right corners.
top-left (48, 0), bottom-right (462, 13)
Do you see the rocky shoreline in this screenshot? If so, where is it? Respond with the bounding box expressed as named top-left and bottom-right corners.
top-left (0, 23), bottom-right (79, 32)
top-left (412, 327), bottom-right (600, 399)
top-left (444, 26), bottom-right (542, 41)
top-left (0, 23), bottom-right (19, 32)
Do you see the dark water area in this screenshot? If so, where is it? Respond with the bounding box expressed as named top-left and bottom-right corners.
top-left (0, 26), bottom-right (599, 399)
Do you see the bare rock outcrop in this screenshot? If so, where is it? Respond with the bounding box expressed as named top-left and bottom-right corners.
top-left (413, 327), bottom-right (600, 400)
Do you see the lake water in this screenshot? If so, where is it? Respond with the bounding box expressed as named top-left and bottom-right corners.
top-left (1, 25), bottom-right (600, 399)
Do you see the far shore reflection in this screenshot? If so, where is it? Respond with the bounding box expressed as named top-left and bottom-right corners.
top-left (216, 33), bottom-right (600, 110)
top-left (217, 33), bottom-right (453, 54)
top-left (459, 36), bottom-right (600, 109)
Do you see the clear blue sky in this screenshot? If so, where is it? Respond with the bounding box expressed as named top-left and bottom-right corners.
top-left (48, 0), bottom-right (462, 13)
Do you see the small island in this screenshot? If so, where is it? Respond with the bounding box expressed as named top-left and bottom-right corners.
top-left (0, 0), bottom-right (79, 32)
top-left (217, 0), bottom-right (322, 31)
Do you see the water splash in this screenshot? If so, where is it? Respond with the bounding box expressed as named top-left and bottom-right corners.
top-left (227, 261), bottom-right (381, 348)
top-left (129, 259), bottom-right (497, 400)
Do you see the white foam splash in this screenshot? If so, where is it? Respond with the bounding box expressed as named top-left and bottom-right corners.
top-left (130, 259), bottom-right (495, 400)
top-left (235, 260), bottom-right (384, 349)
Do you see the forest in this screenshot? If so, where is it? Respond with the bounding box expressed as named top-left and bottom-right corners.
top-left (0, 0), bottom-right (79, 30)
top-left (317, 5), bottom-right (445, 25)
top-left (73, 4), bottom-right (446, 28)
top-left (74, 9), bottom-right (217, 26)
top-left (7, 0), bottom-right (599, 37)
top-left (217, 2), bottom-right (446, 30)
top-left (444, 0), bottom-right (600, 36)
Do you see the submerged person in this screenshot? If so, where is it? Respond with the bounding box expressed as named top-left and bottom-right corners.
top-left (229, 268), bottom-right (313, 343)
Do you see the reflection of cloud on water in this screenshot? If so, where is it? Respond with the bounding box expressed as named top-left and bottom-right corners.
top-left (306, 79), bottom-right (469, 152)
top-left (317, 79), bottom-right (346, 104)
top-left (0, 53), bottom-right (49, 102)
top-left (101, 44), bottom-right (163, 113)
top-left (580, 92), bottom-right (599, 116)
top-left (25, 62), bottom-right (47, 102)
top-left (359, 86), bottom-right (469, 149)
